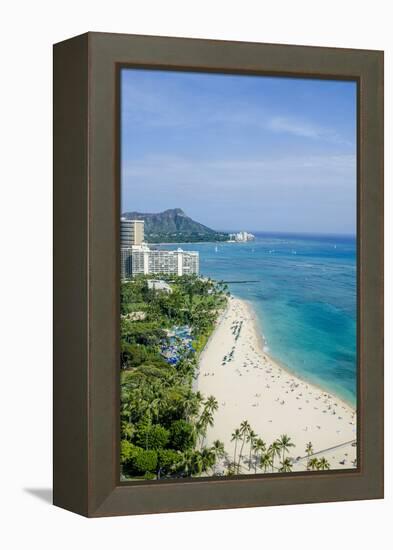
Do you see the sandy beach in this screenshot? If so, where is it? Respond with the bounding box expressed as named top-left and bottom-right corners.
top-left (196, 297), bottom-right (357, 474)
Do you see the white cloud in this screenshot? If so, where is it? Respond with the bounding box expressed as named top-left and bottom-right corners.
top-left (269, 116), bottom-right (322, 138)
top-left (268, 116), bottom-right (353, 146)
top-left (122, 153), bottom-right (356, 192)
top-left (122, 82), bottom-right (353, 146)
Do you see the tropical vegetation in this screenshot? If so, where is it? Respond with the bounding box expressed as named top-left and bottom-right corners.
top-left (120, 274), bottom-right (228, 479)
top-left (120, 273), bottom-right (332, 479)
top-left (227, 422), bottom-right (331, 475)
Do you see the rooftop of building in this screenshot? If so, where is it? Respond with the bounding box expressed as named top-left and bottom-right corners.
top-left (147, 280), bottom-right (173, 292)
top-left (120, 217), bottom-right (145, 223)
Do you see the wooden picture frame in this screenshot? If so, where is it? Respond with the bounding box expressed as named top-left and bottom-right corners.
top-left (53, 32), bottom-right (384, 517)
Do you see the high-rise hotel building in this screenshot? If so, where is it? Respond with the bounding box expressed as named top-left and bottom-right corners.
top-left (127, 246), bottom-right (199, 277)
top-left (120, 218), bottom-right (144, 247)
top-left (120, 218), bottom-right (199, 279)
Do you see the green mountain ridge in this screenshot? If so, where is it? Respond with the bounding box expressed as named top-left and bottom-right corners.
top-left (122, 208), bottom-right (229, 243)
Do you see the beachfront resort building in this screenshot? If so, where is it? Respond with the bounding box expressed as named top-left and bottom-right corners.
top-left (120, 218), bottom-right (144, 247)
top-left (121, 245), bottom-right (199, 279)
top-left (120, 218), bottom-right (199, 279)
top-left (228, 231), bottom-right (255, 242)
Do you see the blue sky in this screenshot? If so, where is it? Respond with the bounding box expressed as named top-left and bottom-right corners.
top-left (121, 69), bottom-right (357, 234)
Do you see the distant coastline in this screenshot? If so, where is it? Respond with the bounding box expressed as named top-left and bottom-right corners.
top-left (121, 208), bottom-right (229, 243)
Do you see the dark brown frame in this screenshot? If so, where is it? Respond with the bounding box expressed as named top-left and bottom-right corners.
top-left (53, 32), bottom-right (384, 517)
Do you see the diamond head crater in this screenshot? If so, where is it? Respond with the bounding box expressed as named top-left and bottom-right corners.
top-left (121, 208), bottom-right (229, 243)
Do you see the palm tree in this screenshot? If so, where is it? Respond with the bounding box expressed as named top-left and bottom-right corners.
top-left (197, 409), bottom-right (214, 448)
top-left (318, 457), bottom-right (330, 470)
top-left (279, 458), bottom-right (293, 473)
top-left (277, 434), bottom-right (295, 462)
top-left (269, 441), bottom-right (281, 472)
top-left (225, 462), bottom-right (236, 476)
top-left (179, 449), bottom-right (195, 477)
top-left (252, 438), bottom-right (266, 473)
top-left (237, 420), bottom-right (251, 473)
top-left (191, 451), bottom-right (204, 476)
top-left (142, 410), bottom-right (153, 450)
top-left (184, 390), bottom-right (203, 422)
top-left (231, 429), bottom-right (242, 465)
top-left (200, 447), bottom-right (216, 473)
top-left (204, 395), bottom-right (219, 415)
top-left (247, 430), bottom-right (257, 470)
top-left (120, 395), bottom-right (132, 425)
top-left (121, 421), bottom-right (134, 441)
top-left (195, 418), bottom-right (204, 447)
top-left (211, 440), bottom-right (226, 461)
top-left (307, 457), bottom-right (319, 471)
top-left (148, 396), bottom-right (162, 423)
top-left (260, 451), bottom-right (273, 473)
top-left (305, 442), bottom-right (313, 457)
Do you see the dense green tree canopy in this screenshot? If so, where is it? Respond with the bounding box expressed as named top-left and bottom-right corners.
top-left (120, 274), bottom-right (228, 480)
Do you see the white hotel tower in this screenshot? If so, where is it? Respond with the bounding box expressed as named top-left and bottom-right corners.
top-left (120, 218), bottom-right (199, 279)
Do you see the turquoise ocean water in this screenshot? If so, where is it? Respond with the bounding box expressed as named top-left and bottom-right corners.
top-left (159, 233), bottom-right (357, 406)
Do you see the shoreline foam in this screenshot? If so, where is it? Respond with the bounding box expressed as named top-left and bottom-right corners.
top-left (196, 296), bottom-right (357, 474)
top-left (242, 298), bottom-right (356, 410)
